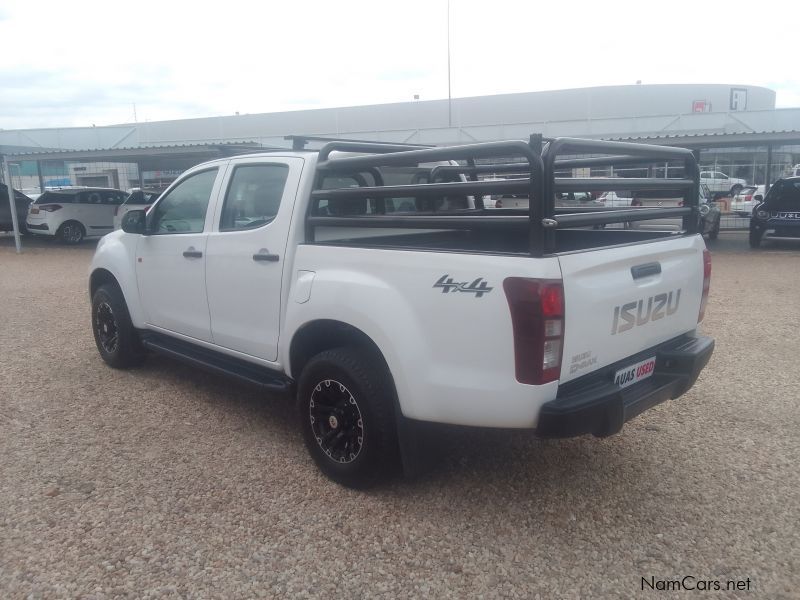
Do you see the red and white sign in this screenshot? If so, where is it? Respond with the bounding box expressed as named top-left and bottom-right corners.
top-left (614, 356), bottom-right (656, 388)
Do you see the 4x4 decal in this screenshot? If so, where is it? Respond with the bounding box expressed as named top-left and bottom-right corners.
top-left (433, 275), bottom-right (493, 298)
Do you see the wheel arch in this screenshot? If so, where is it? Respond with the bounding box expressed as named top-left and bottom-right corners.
top-left (90, 267), bottom-right (120, 298)
top-left (289, 319), bottom-right (390, 381)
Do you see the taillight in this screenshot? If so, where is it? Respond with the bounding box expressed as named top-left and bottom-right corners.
top-left (38, 204), bottom-right (62, 212)
top-left (744, 194), bottom-right (752, 202)
top-left (503, 278), bottom-right (564, 385)
top-left (698, 249), bottom-right (711, 323)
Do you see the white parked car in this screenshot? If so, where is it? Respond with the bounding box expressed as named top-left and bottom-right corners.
top-left (26, 187), bottom-right (127, 244)
top-left (699, 171), bottom-right (747, 196)
top-left (730, 185), bottom-right (765, 216)
top-left (598, 190), bottom-right (641, 207)
top-left (113, 189), bottom-right (161, 230)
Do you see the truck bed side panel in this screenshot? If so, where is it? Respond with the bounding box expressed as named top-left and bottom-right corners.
top-left (283, 245), bottom-right (562, 428)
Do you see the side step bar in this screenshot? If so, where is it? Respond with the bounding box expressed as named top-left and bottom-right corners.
top-left (139, 331), bottom-right (293, 394)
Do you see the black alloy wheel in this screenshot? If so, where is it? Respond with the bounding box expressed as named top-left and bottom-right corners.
top-left (309, 378), bottom-right (365, 464)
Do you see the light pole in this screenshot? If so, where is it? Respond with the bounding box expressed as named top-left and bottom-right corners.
top-left (2, 156), bottom-right (23, 253)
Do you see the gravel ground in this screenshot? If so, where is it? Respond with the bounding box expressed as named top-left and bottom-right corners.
top-left (1, 233), bottom-right (798, 599)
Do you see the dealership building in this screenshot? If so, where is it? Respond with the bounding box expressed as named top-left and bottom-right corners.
top-left (2, 83), bottom-right (799, 193)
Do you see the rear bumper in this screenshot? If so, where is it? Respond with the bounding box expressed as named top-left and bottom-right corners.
top-left (537, 334), bottom-right (714, 438)
top-left (26, 222), bottom-right (49, 231)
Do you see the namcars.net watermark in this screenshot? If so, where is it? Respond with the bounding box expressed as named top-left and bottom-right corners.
top-left (642, 576), bottom-right (752, 592)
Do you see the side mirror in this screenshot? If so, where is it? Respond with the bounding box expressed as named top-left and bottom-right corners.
top-left (121, 209), bottom-right (147, 234)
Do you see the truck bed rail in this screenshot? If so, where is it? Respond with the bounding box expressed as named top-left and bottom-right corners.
top-left (307, 135), bottom-right (701, 256)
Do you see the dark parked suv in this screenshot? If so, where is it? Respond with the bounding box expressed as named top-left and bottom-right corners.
top-left (749, 177), bottom-right (800, 248)
top-left (0, 184), bottom-right (33, 233)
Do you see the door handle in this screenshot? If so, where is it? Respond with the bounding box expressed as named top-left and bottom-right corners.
top-left (253, 249), bottom-right (280, 262)
top-left (631, 261), bottom-right (661, 279)
top-left (183, 248), bottom-right (203, 258)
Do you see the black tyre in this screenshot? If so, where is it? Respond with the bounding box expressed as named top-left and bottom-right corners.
top-left (297, 346), bottom-right (400, 488)
top-left (749, 228), bottom-right (763, 248)
top-left (91, 283), bottom-right (146, 368)
top-left (58, 220), bottom-right (85, 244)
top-left (708, 218), bottom-right (720, 240)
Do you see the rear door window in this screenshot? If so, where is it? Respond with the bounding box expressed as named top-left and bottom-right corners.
top-left (35, 191), bottom-right (74, 204)
top-left (220, 164), bottom-right (290, 231)
top-left (101, 190), bottom-right (126, 205)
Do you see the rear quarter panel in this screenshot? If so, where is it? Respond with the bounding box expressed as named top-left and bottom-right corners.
top-left (283, 245), bottom-right (563, 428)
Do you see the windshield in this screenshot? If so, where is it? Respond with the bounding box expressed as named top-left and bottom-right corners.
top-left (766, 180), bottom-right (800, 209)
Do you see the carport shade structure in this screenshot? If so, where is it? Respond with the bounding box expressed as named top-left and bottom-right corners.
top-left (0, 142), bottom-right (269, 252)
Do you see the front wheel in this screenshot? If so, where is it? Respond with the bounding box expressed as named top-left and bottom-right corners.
top-left (707, 217), bottom-right (720, 240)
top-left (91, 283), bottom-right (146, 368)
top-left (749, 228), bottom-right (763, 248)
top-left (297, 346), bottom-right (400, 488)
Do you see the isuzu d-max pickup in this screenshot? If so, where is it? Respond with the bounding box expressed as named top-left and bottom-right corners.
top-left (89, 135), bottom-right (714, 487)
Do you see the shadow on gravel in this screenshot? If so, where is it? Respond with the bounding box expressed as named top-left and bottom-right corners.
top-left (131, 353), bottom-right (657, 502)
top-left (134, 354), bottom-right (298, 434)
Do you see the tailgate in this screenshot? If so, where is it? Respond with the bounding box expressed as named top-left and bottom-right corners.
top-left (558, 235), bottom-right (706, 383)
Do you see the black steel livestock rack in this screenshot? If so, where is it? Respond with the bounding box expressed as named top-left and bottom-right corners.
top-left (304, 134), bottom-right (700, 257)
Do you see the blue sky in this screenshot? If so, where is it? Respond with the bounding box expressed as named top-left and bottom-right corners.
top-left (1, 0), bottom-right (797, 129)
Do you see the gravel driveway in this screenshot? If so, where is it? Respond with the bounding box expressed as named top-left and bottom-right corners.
top-left (1, 233), bottom-right (798, 598)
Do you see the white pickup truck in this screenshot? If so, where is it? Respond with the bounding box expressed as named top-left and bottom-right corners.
top-left (699, 170), bottom-right (747, 197)
top-left (89, 136), bottom-right (714, 487)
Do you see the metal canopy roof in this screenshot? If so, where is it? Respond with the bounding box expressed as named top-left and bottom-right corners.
top-left (613, 130), bottom-right (800, 148)
top-left (2, 142), bottom-right (273, 171)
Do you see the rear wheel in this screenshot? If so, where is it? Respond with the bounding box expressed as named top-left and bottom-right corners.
top-left (749, 228), bottom-right (763, 248)
top-left (297, 346), bottom-right (400, 488)
top-left (91, 283), bottom-right (145, 368)
top-left (57, 220), bottom-right (85, 244)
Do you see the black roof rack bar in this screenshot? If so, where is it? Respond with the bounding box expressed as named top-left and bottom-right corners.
top-left (554, 177), bottom-right (695, 192)
top-left (308, 206), bottom-right (693, 232)
top-left (429, 163), bottom-right (529, 181)
top-left (548, 207), bottom-right (691, 228)
top-left (316, 140), bottom-right (433, 162)
top-left (435, 155), bottom-right (684, 174)
top-left (554, 155), bottom-right (687, 169)
top-left (317, 140), bottom-right (542, 171)
top-left (308, 214), bottom-right (531, 231)
top-left (546, 138), bottom-right (695, 160)
top-left (285, 135), bottom-right (434, 151)
top-left (311, 137), bottom-right (545, 254)
top-left (305, 135), bottom-right (700, 257)
top-left (311, 177), bottom-right (530, 200)
top-left (542, 137), bottom-right (700, 252)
